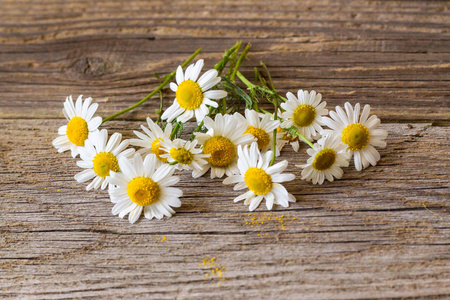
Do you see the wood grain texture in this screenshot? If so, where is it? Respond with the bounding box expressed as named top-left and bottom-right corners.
top-left (0, 0), bottom-right (449, 122)
top-left (0, 0), bottom-right (449, 299)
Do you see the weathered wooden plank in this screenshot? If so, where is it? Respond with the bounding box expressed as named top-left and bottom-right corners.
top-left (0, 49), bottom-right (448, 122)
top-left (0, 0), bottom-right (448, 122)
top-left (1, 119), bottom-right (448, 298)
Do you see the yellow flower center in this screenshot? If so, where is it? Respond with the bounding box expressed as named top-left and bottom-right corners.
top-left (203, 136), bottom-right (236, 167)
top-left (293, 104), bottom-right (316, 127)
top-left (127, 177), bottom-right (160, 206)
top-left (341, 123), bottom-right (370, 151)
top-left (244, 126), bottom-right (270, 150)
top-left (176, 79), bottom-right (204, 110)
top-left (66, 116), bottom-right (89, 146)
top-left (92, 152), bottom-right (119, 178)
top-left (244, 167), bottom-right (273, 195)
top-left (151, 138), bottom-right (169, 163)
top-left (170, 147), bottom-right (194, 165)
top-left (312, 148), bottom-right (337, 171)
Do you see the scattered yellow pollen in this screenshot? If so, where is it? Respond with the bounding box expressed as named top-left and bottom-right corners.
top-left (203, 136), bottom-right (236, 167)
top-left (176, 79), bottom-right (204, 110)
top-left (342, 123), bottom-right (370, 151)
top-left (244, 167), bottom-right (273, 195)
top-left (151, 138), bottom-right (169, 162)
top-left (66, 116), bottom-right (89, 146)
top-left (154, 235), bottom-right (167, 244)
top-left (292, 104), bottom-right (316, 127)
top-left (200, 257), bottom-right (228, 283)
top-left (127, 177), bottom-right (160, 206)
top-left (244, 212), bottom-right (296, 233)
top-left (244, 126), bottom-right (270, 150)
top-left (170, 147), bottom-right (194, 165)
top-left (93, 152), bottom-right (119, 177)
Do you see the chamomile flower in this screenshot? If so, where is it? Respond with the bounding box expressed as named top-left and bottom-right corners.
top-left (108, 153), bottom-right (183, 223)
top-left (321, 102), bottom-right (388, 171)
top-left (234, 109), bottom-right (284, 156)
top-left (160, 138), bottom-right (210, 176)
top-left (130, 117), bottom-right (173, 163)
top-left (280, 90), bottom-right (328, 143)
top-left (52, 95), bottom-right (102, 157)
top-left (223, 143), bottom-right (296, 211)
top-left (161, 59), bottom-right (227, 124)
top-left (297, 134), bottom-right (351, 184)
top-left (75, 129), bottom-right (135, 190)
top-left (194, 114), bottom-right (256, 178)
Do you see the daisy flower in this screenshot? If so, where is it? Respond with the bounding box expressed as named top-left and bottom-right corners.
top-left (108, 153), bottom-right (183, 223)
top-left (160, 138), bottom-right (210, 176)
top-left (223, 143), bottom-right (296, 211)
top-left (321, 102), bottom-right (388, 171)
top-left (74, 129), bottom-right (135, 190)
top-left (234, 109), bottom-right (284, 156)
top-left (194, 113), bottom-right (256, 178)
top-left (161, 59), bottom-right (227, 124)
top-left (130, 117), bottom-right (173, 163)
top-left (52, 95), bottom-right (102, 157)
top-left (297, 134), bottom-right (351, 184)
top-left (280, 90), bottom-right (328, 143)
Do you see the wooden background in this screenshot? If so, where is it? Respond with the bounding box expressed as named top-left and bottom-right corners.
top-left (1, 0), bottom-right (449, 299)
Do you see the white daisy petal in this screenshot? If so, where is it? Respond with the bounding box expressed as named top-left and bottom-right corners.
top-left (53, 95), bottom-right (102, 157)
top-left (203, 90), bottom-right (227, 100)
top-left (175, 65), bottom-right (184, 85)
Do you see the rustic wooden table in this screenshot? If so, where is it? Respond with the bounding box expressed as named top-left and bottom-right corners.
top-left (1, 1), bottom-right (449, 299)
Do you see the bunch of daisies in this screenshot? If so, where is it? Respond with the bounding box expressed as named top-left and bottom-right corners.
top-left (53, 42), bottom-right (387, 223)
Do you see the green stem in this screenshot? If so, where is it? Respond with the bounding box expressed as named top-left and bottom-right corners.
top-left (170, 122), bottom-right (182, 140)
top-left (252, 101), bottom-right (261, 112)
top-left (237, 71), bottom-right (288, 102)
top-left (230, 43), bottom-right (251, 82)
top-left (236, 71), bottom-right (256, 89)
top-left (102, 48), bottom-right (202, 123)
top-left (216, 42), bottom-right (244, 114)
top-left (260, 61), bottom-right (275, 90)
top-left (221, 98), bottom-right (227, 114)
top-left (290, 126), bottom-right (314, 148)
top-left (214, 41), bottom-right (242, 75)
